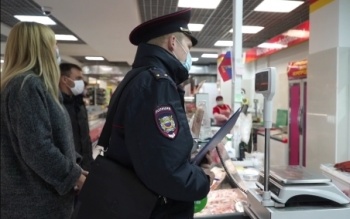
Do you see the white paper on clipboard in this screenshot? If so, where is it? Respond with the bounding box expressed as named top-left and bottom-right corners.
top-left (191, 107), bottom-right (243, 165)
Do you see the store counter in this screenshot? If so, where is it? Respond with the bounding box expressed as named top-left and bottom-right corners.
top-left (194, 172), bottom-right (250, 219)
top-left (195, 213), bottom-right (250, 219)
top-left (321, 163), bottom-right (350, 198)
top-left (193, 141), bottom-right (260, 219)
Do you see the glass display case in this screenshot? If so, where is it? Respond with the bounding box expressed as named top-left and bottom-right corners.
top-left (192, 141), bottom-right (258, 219)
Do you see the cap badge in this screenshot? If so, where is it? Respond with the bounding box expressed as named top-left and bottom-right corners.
top-left (154, 105), bottom-right (178, 139)
top-left (180, 27), bottom-right (192, 34)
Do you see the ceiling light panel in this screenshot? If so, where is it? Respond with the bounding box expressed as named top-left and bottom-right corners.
top-left (201, 54), bottom-right (219, 58)
top-left (254, 0), bottom-right (304, 13)
top-left (14, 15), bottom-right (56, 25)
top-left (85, 56), bottom-right (104, 61)
top-left (214, 40), bottom-right (233, 47)
top-left (229, 26), bottom-right (265, 34)
top-left (192, 57), bottom-right (199, 62)
top-left (178, 0), bottom-right (222, 9)
top-left (188, 23), bottom-right (204, 32)
top-left (55, 34), bottom-right (78, 41)
top-left (242, 26), bottom-right (265, 34)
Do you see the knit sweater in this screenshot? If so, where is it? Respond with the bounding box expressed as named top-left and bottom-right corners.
top-left (1, 72), bottom-right (81, 219)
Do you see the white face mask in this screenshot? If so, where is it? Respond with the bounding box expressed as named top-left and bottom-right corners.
top-left (67, 79), bottom-right (85, 96)
top-left (55, 47), bottom-right (61, 64)
top-left (217, 101), bottom-right (224, 105)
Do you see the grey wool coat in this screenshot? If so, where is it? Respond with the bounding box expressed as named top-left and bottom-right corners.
top-left (1, 72), bottom-right (82, 219)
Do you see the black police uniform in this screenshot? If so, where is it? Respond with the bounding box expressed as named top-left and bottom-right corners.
top-left (105, 42), bottom-right (210, 218)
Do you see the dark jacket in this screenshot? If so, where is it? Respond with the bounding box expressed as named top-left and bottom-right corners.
top-left (62, 93), bottom-right (93, 171)
top-left (106, 43), bottom-right (210, 218)
top-left (0, 72), bottom-right (81, 219)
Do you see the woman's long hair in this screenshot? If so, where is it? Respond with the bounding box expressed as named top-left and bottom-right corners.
top-left (0, 22), bottom-right (61, 104)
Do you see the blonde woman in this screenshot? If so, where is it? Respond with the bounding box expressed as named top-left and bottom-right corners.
top-left (0, 22), bottom-right (86, 219)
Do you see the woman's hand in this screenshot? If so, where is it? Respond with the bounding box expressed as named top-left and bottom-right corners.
top-left (74, 170), bottom-right (87, 193)
top-left (81, 169), bottom-right (89, 176)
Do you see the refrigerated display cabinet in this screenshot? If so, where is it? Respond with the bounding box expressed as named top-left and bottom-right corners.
top-left (193, 143), bottom-right (255, 219)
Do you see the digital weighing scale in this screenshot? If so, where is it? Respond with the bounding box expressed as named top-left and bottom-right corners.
top-left (255, 166), bottom-right (350, 206)
top-left (244, 67), bottom-right (350, 219)
top-left (245, 166), bottom-right (350, 219)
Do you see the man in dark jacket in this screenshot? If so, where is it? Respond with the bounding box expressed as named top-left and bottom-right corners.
top-left (98, 9), bottom-right (214, 218)
top-left (59, 63), bottom-right (94, 171)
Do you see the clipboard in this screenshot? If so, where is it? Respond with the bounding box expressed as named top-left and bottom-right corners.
top-left (191, 107), bottom-right (243, 165)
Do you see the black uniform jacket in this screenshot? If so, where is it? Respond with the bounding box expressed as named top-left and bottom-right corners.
top-left (106, 43), bottom-right (210, 218)
top-left (62, 93), bottom-right (94, 171)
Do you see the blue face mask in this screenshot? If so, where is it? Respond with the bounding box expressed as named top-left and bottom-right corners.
top-left (176, 38), bottom-right (192, 71)
top-left (182, 52), bottom-right (192, 72)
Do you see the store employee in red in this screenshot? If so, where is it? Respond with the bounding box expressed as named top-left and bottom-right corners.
top-left (213, 95), bottom-right (232, 126)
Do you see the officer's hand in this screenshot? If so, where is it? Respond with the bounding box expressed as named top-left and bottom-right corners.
top-left (200, 151), bottom-right (213, 166)
top-left (201, 163), bottom-right (215, 185)
top-left (200, 152), bottom-right (215, 185)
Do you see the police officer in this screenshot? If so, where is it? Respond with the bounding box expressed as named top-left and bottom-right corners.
top-left (105, 8), bottom-right (214, 218)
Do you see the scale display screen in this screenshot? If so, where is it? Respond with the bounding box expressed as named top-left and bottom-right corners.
top-left (255, 71), bottom-right (269, 92)
top-left (254, 67), bottom-right (276, 97)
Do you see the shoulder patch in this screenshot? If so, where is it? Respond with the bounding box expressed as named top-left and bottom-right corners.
top-left (154, 105), bottom-right (178, 139)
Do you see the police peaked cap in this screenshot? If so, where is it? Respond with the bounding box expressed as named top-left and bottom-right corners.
top-left (129, 8), bottom-right (198, 46)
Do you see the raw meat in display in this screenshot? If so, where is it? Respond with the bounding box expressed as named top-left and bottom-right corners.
top-left (194, 189), bottom-right (247, 216)
top-left (334, 161), bottom-right (350, 172)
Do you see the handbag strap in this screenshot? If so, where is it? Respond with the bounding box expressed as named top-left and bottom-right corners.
top-left (98, 66), bottom-right (151, 149)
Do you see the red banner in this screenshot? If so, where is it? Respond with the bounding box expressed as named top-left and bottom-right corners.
top-left (244, 21), bottom-right (309, 63)
top-left (287, 59), bottom-right (308, 80)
